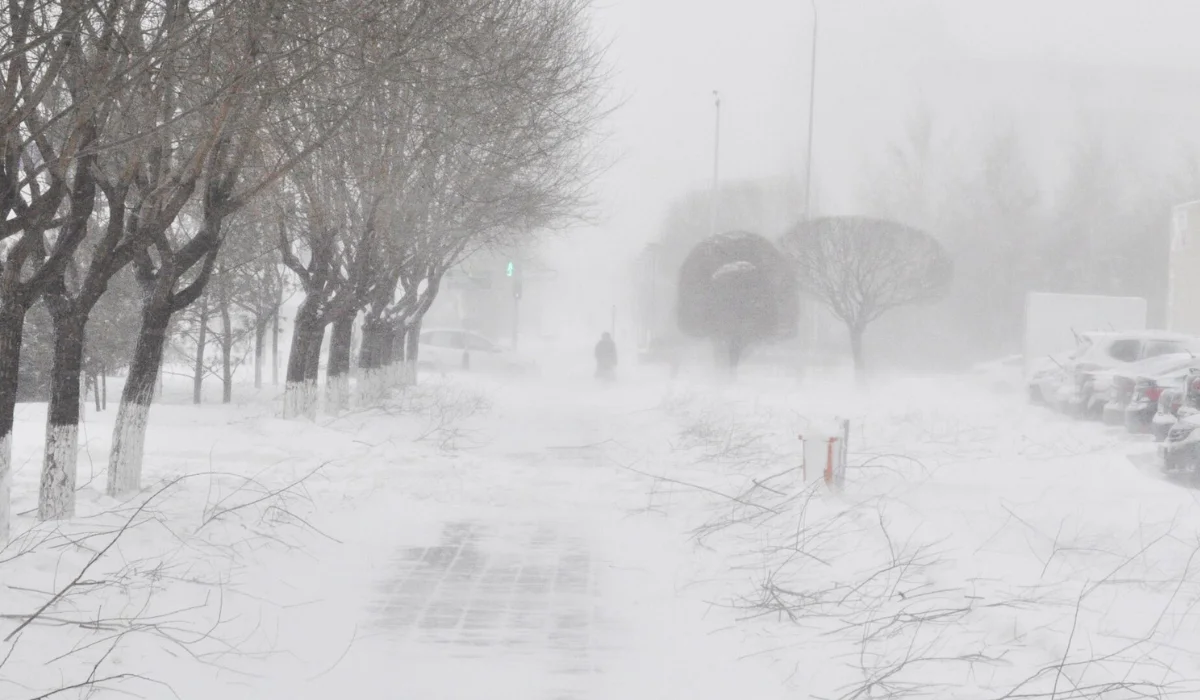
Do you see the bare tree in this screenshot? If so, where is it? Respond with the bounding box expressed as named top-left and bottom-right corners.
top-left (1, 0), bottom-right (167, 527)
top-left (270, 0), bottom-right (496, 420)
top-left (105, 0), bottom-right (456, 493)
top-left (276, 117), bottom-right (397, 418)
top-left (287, 0), bottom-right (610, 413)
top-left (939, 125), bottom-right (1045, 357)
top-left (226, 203), bottom-right (292, 390)
top-left (0, 5), bottom-right (92, 480)
top-left (856, 106), bottom-right (944, 232)
top-left (176, 222), bottom-right (277, 405)
top-left (39, 0), bottom-right (254, 517)
top-left (372, 0), bottom-right (611, 389)
top-left (83, 267), bottom-right (140, 412)
top-left (781, 216), bottom-right (953, 376)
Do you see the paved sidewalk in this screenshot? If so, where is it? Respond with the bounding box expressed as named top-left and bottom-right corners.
top-left (259, 377), bottom-right (793, 700)
top-left (369, 519), bottom-right (605, 698)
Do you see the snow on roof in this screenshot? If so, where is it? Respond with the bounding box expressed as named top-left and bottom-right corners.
top-left (1079, 329), bottom-right (1196, 341)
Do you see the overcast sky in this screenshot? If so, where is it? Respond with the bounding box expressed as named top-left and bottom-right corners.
top-left (542, 0), bottom-right (1200, 335)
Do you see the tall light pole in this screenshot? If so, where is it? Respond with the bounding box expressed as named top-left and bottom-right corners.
top-left (801, 0), bottom-right (820, 359)
top-left (711, 90), bottom-right (721, 237)
top-left (802, 0), bottom-right (818, 219)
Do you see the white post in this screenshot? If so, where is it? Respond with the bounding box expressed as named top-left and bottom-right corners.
top-left (800, 417), bottom-right (848, 490)
top-left (800, 424), bottom-right (830, 487)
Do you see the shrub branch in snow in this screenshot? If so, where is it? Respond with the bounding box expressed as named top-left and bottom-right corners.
top-left (646, 390), bottom-right (1200, 700)
top-left (387, 379), bottom-right (492, 451)
top-left (0, 461), bottom-right (331, 700)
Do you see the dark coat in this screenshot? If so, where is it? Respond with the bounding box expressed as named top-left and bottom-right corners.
top-left (595, 337), bottom-right (617, 370)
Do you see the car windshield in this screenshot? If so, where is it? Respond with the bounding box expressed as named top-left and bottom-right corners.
top-left (464, 334), bottom-right (496, 352)
top-left (1144, 339), bottom-right (1192, 358)
top-left (1132, 353), bottom-right (1194, 376)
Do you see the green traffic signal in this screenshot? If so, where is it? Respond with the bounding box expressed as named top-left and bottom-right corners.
top-left (506, 261), bottom-right (514, 277)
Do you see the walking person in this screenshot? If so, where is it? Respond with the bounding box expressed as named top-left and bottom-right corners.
top-left (594, 332), bottom-right (617, 381)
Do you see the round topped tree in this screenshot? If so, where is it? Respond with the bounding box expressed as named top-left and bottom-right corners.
top-left (676, 231), bottom-right (798, 372)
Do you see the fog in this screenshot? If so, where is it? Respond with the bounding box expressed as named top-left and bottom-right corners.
top-left (15, 3), bottom-right (1200, 698)
top-left (545, 0), bottom-right (1200, 370)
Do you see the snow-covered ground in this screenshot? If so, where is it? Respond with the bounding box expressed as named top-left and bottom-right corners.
top-left (2, 360), bottom-right (1199, 699)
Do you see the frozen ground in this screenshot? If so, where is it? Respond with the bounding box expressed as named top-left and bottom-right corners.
top-left (3, 360), bottom-right (1200, 699)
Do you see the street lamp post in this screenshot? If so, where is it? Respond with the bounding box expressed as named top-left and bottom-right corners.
top-left (711, 90), bottom-right (721, 237)
top-left (802, 0), bottom-right (818, 219)
top-left (801, 0), bottom-right (820, 359)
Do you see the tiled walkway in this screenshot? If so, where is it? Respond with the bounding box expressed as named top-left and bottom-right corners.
top-left (367, 519), bottom-right (611, 698)
top-left (278, 378), bottom-right (794, 700)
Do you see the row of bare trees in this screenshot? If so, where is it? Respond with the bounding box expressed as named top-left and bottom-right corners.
top-left (0, 0), bottom-right (606, 541)
top-left (856, 110), bottom-right (1200, 368)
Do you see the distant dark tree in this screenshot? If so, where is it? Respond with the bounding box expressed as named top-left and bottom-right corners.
top-left (781, 216), bottom-right (952, 375)
top-left (17, 270), bottom-right (140, 408)
top-left (676, 231), bottom-right (798, 372)
top-left (83, 267), bottom-right (141, 411)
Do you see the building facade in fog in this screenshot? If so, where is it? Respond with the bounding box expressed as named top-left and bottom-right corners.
top-left (1167, 201), bottom-right (1200, 336)
top-left (423, 248), bottom-right (558, 348)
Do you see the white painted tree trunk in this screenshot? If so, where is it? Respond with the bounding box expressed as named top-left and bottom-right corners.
top-left (0, 432), bottom-right (11, 542)
top-left (402, 359), bottom-right (417, 386)
top-left (282, 379), bottom-right (319, 420)
top-left (108, 400), bottom-right (150, 496)
top-left (356, 367), bottom-right (384, 407)
top-left (39, 424), bottom-right (78, 520)
top-left (326, 373), bottom-right (349, 415)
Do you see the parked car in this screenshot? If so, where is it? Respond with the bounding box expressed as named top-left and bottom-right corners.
top-left (1152, 387), bottom-right (1186, 441)
top-left (1159, 370), bottom-right (1200, 477)
top-left (1118, 355), bottom-right (1195, 432)
top-left (1027, 354), bottom-right (1072, 404)
top-left (1096, 353), bottom-right (1197, 426)
top-left (1103, 373), bottom-right (1139, 425)
top-left (1152, 368), bottom-right (1200, 441)
top-left (417, 328), bottom-right (535, 375)
top-left (1052, 331), bottom-right (1200, 417)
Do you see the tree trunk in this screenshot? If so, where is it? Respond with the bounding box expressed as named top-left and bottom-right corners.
top-left (402, 321), bottom-right (421, 386)
top-left (254, 319), bottom-right (266, 389)
top-left (728, 336), bottom-right (743, 376)
top-left (271, 305), bottom-right (280, 386)
top-left (283, 299), bottom-right (322, 419)
top-left (326, 314), bottom-right (354, 414)
top-left (79, 371), bottom-right (87, 424)
top-left (357, 318), bottom-right (384, 406)
top-left (91, 373), bottom-right (101, 412)
top-left (108, 302), bottom-right (172, 496)
top-left (356, 320), bottom-right (376, 405)
top-left (192, 297), bottom-right (209, 405)
top-left (101, 369), bottom-right (107, 411)
top-left (382, 326), bottom-right (398, 388)
top-left (41, 312), bottom-right (86, 521)
top-left (220, 298), bottom-right (234, 404)
top-left (849, 325), bottom-right (866, 382)
top-left (0, 302), bottom-right (28, 542)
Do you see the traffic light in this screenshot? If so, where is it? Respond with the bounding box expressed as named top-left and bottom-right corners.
top-left (506, 261), bottom-right (514, 277)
